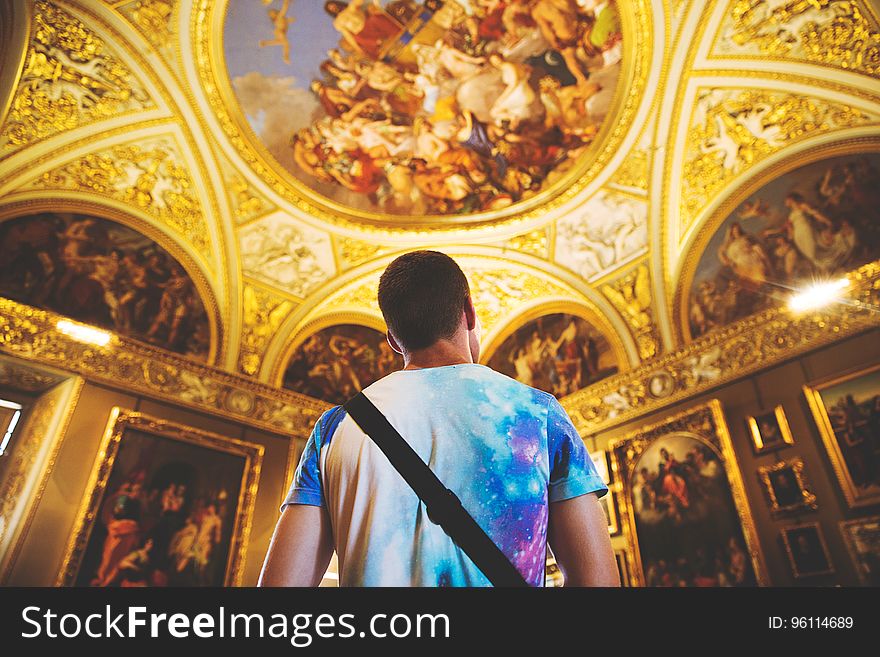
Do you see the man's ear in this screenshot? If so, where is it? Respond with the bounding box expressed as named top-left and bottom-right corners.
top-left (386, 331), bottom-right (404, 356)
top-left (464, 295), bottom-right (477, 331)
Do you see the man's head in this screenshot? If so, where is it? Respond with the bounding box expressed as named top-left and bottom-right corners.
top-left (378, 250), bottom-right (477, 357)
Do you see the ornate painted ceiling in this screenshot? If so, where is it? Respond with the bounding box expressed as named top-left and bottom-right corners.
top-left (0, 0), bottom-right (879, 402)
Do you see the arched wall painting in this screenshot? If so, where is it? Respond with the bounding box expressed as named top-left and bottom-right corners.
top-left (282, 324), bottom-right (402, 403)
top-left (611, 403), bottom-right (762, 587)
top-left (486, 312), bottom-right (619, 398)
top-left (223, 0), bottom-right (623, 216)
top-left (689, 153), bottom-right (880, 339)
top-left (0, 212), bottom-right (210, 359)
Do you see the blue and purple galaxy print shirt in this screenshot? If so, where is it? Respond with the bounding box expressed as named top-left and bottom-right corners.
top-left (283, 363), bottom-right (607, 587)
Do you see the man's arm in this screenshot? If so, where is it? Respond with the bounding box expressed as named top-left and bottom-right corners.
top-left (548, 492), bottom-right (620, 587)
top-left (258, 504), bottom-right (334, 587)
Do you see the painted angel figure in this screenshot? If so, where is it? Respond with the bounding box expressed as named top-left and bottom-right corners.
top-left (259, 0), bottom-right (295, 64)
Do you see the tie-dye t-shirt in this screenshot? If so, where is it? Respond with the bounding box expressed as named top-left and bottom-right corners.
top-left (282, 363), bottom-right (607, 587)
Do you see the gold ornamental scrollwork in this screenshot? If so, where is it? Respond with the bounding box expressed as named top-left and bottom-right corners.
top-left (29, 135), bottom-right (212, 262)
top-left (681, 88), bottom-right (876, 231)
top-left (714, 0), bottom-right (880, 77)
top-left (192, 0), bottom-right (653, 235)
top-left (0, 297), bottom-right (327, 438)
top-left (0, 1), bottom-right (154, 156)
top-left (601, 262), bottom-right (660, 360)
top-left (239, 282), bottom-right (295, 376)
top-left (562, 259), bottom-right (880, 434)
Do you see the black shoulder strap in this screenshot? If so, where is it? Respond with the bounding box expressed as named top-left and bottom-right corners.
top-left (343, 391), bottom-right (529, 588)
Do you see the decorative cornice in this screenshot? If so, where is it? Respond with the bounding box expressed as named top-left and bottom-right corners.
top-left (0, 297), bottom-right (327, 438)
top-left (561, 259), bottom-right (880, 435)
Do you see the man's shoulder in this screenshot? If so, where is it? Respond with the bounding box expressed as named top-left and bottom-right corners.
top-left (362, 364), bottom-right (555, 405)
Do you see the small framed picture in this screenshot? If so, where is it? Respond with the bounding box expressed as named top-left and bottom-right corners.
top-left (600, 491), bottom-right (620, 536)
top-left (589, 450), bottom-right (612, 486)
top-left (545, 549), bottom-right (564, 587)
top-left (839, 515), bottom-right (880, 586)
top-left (614, 548), bottom-right (631, 587)
top-left (758, 458), bottom-right (817, 515)
top-left (781, 523), bottom-right (834, 578)
top-left (747, 405), bottom-right (795, 453)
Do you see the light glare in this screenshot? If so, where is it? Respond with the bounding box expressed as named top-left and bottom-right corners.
top-left (788, 278), bottom-right (849, 312)
top-left (56, 320), bottom-right (112, 347)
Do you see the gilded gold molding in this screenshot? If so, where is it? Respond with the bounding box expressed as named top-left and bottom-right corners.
top-left (192, 0), bottom-right (654, 235)
top-left (117, 0), bottom-right (177, 55)
top-left (239, 282), bottom-right (295, 377)
top-left (0, 373), bottom-right (83, 584)
top-left (710, 0), bottom-right (880, 77)
top-left (56, 407), bottom-right (263, 586)
top-left (601, 262), bottom-right (661, 361)
top-left (562, 259), bottom-right (880, 435)
top-left (608, 399), bottom-right (769, 586)
top-left (680, 87), bottom-right (875, 232)
top-left (609, 148), bottom-right (650, 192)
top-left (0, 1), bottom-right (154, 158)
top-left (28, 133), bottom-right (213, 263)
top-left (0, 297), bottom-right (327, 438)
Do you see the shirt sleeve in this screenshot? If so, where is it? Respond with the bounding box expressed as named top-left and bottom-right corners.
top-left (546, 396), bottom-right (608, 503)
top-left (281, 407), bottom-right (342, 511)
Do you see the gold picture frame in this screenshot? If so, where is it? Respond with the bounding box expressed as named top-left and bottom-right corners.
top-left (757, 459), bottom-right (818, 516)
top-left (746, 405), bottom-right (795, 453)
top-left (57, 408), bottom-right (263, 587)
top-left (614, 548), bottom-right (631, 587)
top-left (839, 515), bottom-right (880, 586)
top-left (609, 400), bottom-right (767, 586)
top-left (781, 522), bottom-right (835, 579)
top-left (590, 449), bottom-right (620, 535)
top-left (804, 362), bottom-right (880, 508)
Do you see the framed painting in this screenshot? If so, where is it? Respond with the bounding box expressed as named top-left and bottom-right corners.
top-left (804, 363), bottom-right (880, 508)
top-left (781, 523), bottom-right (834, 579)
top-left (609, 400), bottom-right (767, 587)
top-left (757, 458), bottom-right (818, 516)
top-left (590, 449), bottom-right (620, 535)
top-left (746, 405), bottom-right (795, 453)
top-left (614, 548), bottom-right (631, 587)
top-left (58, 408), bottom-right (263, 587)
top-left (839, 515), bottom-right (880, 586)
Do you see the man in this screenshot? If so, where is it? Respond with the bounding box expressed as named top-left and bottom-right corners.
top-left (259, 250), bottom-right (617, 587)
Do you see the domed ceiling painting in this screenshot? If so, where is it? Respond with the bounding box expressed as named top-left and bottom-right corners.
top-left (223, 0), bottom-right (623, 219)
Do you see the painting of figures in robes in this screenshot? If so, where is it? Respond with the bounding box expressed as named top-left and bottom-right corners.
top-left (282, 324), bottom-right (402, 403)
top-left (485, 312), bottom-right (619, 398)
top-left (60, 411), bottom-right (262, 587)
top-left (688, 153), bottom-right (880, 339)
top-left (224, 0), bottom-right (623, 216)
top-left (611, 402), bottom-right (765, 587)
top-left (0, 212), bottom-right (211, 359)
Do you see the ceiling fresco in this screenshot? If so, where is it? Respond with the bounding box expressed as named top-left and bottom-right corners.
top-left (0, 0), bottom-right (879, 404)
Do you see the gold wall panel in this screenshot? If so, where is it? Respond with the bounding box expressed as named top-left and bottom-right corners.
top-left (711, 0), bottom-right (880, 77)
top-left (0, 1), bottom-right (155, 157)
top-left (0, 298), bottom-right (327, 438)
top-left (602, 262), bottom-right (661, 360)
top-left (239, 282), bottom-right (295, 377)
top-left (680, 86), bottom-right (876, 232)
top-left (26, 133), bottom-right (213, 263)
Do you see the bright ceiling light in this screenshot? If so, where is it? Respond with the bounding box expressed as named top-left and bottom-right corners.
top-left (788, 278), bottom-right (849, 313)
top-left (56, 320), bottom-right (113, 347)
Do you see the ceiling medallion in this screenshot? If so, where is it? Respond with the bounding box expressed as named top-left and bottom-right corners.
top-left (203, 0), bottom-right (651, 232)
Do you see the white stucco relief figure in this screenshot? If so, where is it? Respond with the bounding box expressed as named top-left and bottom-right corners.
top-left (555, 190), bottom-right (648, 280)
top-left (239, 214), bottom-right (334, 297)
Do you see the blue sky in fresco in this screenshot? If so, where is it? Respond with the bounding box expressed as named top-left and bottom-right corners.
top-left (224, 0), bottom-right (370, 88)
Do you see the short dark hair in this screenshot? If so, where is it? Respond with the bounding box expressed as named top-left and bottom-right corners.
top-left (378, 251), bottom-right (470, 352)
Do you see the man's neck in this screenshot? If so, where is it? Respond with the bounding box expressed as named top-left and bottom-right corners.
top-left (402, 339), bottom-right (474, 370)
